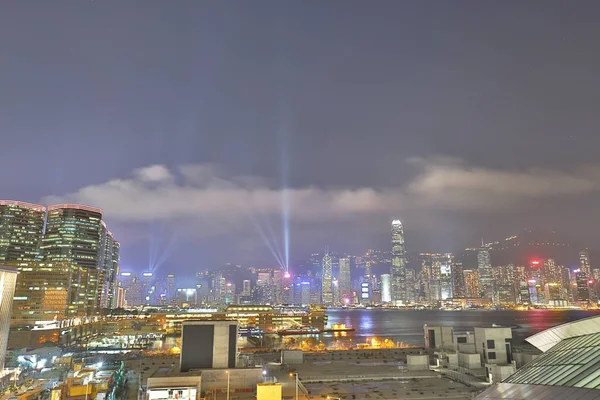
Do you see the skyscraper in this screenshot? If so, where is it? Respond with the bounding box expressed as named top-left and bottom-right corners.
top-left (477, 244), bottom-right (493, 300)
top-left (381, 273), bottom-right (391, 303)
top-left (338, 257), bottom-right (351, 304)
top-left (579, 249), bottom-right (592, 277)
top-left (41, 204), bottom-right (103, 313)
top-left (391, 219), bottom-right (407, 305)
top-left (0, 201), bottom-right (45, 262)
top-left (321, 250), bottom-right (333, 305)
top-left (0, 266), bottom-right (18, 371)
top-left (98, 222), bottom-right (120, 309)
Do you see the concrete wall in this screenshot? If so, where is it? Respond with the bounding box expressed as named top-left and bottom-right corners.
top-left (199, 368), bottom-right (262, 393)
top-left (281, 350), bottom-right (303, 365)
top-left (407, 355), bottom-right (429, 371)
top-left (213, 323), bottom-right (232, 368)
top-left (473, 327), bottom-right (512, 365)
top-left (486, 363), bottom-right (516, 383)
top-left (424, 326), bottom-right (454, 350)
top-left (458, 353), bottom-right (481, 369)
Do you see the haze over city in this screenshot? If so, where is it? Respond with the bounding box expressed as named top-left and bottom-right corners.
top-left (3, 1), bottom-right (600, 273)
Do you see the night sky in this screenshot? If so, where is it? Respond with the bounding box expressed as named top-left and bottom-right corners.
top-left (2, 1), bottom-right (600, 273)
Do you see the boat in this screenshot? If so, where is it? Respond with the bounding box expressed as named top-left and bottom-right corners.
top-left (277, 326), bottom-right (320, 336)
top-left (321, 323), bottom-right (355, 333)
top-left (238, 327), bottom-right (265, 337)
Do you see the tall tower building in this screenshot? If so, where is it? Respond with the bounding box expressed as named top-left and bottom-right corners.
top-left (0, 201), bottom-right (46, 262)
top-left (381, 273), bottom-right (391, 303)
top-left (98, 222), bottom-right (120, 309)
top-left (477, 244), bottom-right (493, 300)
top-left (338, 257), bottom-right (351, 304)
top-left (0, 266), bottom-right (18, 371)
top-left (321, 249), bottom-right (333, 305)
top-left (41, 204), bottom-right (103, 314)
top-left (391, 219), bottom-right (407, 305)
top-left (579, 249), bottom-right (592, 277)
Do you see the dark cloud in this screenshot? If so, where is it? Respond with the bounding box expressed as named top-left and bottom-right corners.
top-left (2, 1), bottom-right (600, 270)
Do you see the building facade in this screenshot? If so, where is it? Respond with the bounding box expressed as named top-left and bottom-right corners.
top-left (0, 266), bottom-right (18, 370)
top-left (321, 251), bottom-right (333, 305)
top-left (391, 219), bottom-right (407, 305)
top-left (0, 201), bottom-right (45, 262)
top-left (338, 257), bottom-right (351, 304)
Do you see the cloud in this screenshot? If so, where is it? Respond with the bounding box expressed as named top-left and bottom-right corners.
top-left (43, 158), bottom-right (600, 227)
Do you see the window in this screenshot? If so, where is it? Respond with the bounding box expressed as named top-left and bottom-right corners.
top-left (488, 352), bottom-right (496, 360)
top-left (487, 339), bottom-right (495, 349)
top-left (457, 337), bottom-right (467, 344)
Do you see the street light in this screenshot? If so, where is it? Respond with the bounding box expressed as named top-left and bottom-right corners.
top-left (327, 397), bottom-right (341, 400)
top-left (289, 372), bottom-right (299, 400)
top-left (225, 370), bottom-right (230, 400)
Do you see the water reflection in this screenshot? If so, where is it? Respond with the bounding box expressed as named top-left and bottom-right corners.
top-left (325, 309), bottom-right (600, 346)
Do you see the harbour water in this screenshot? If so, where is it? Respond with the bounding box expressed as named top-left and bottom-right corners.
top-left (322, 309), bottom-right (600, 346)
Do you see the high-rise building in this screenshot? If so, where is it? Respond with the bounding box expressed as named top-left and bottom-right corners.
top-left (391, 219), bottom-right (407, 305)
top-left (381, 273), bottom-right (391, 303)
top-left (463, 269), bottom-right (479, 298)
top-left (9, 261), bottom-right (91, 324)
top-left (321, 250), bottom-right (333, 305)
top-left (98, 222), bottom-right (120, 309)
top-left (477, 245), bottom-right (493, 300)
top-left (0, 201), bottom-right (46, 262)
top-left (0, 266), bottom-right (18, 371)
top-left (242, 279), bottom-right (251, 296)
top-left (579, 249), bottom-right (591, 277)
top-left (338, 257), bottom-right (351, 304)
top-left (41, 204), bottom-right (103, 314)
top-left (167, 274), bottom-right (176, 304)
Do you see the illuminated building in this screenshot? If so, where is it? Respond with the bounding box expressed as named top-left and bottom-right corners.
top-left (439, 254), bottom-right (453, 300)
top-left (338, 257), bottom-right (351, 304)
top-left (167, 274), bottom-right (176, 304)
top-left (0, 266), bottom-right (18, 370)
top-left (321, 250), bottom-right (333, 305)
top-left (463, 269), bottom-right (479, 298)
top-left (381, 273), bottom-right (391, 303)
top-left (40, 204), bottom-right (103, 314)
top-left (579, 249), bottom-right (591, 277)
top-left (8, 261), bottom-right (91, 323)
top-left (0, 201), bottom-right (45, 262)
top-left (391, 219), bottom-right (407, 305)
top-left (242, 279), bottom-right (251, 296)
top-left (419, 253), bottom-right (452, 301)
top-left (98, 222), bottom-right (120, 309)
top-left (451, 261), bottom-right (465, 298)
top-left (477, 245), bottom-right (493, 300)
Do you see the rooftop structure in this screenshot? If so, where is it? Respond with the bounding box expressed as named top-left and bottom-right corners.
top-left (476, 314), bottom-right (600, 399)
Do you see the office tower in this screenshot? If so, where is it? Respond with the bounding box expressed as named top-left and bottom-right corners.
top-left (452, 261), bottom-right (465, 298)
top-left (437, 254), bottom-right (453, 300)
top-left (9, 261), bottom-right (92, 323)
top-left (41, 204), bottom-right (103, 314)
top-left (0, 201), bottom-right (46, 262)
top-left (463, 269), bottom-right (479, 298)
top-left (321, 250), bottom-right (333, 305)
top-left (0, 266), bottom-right (18, 370)
top-left (338, 257), bottom-right (351, 304)
top-left (381, 273), bottom-right (391, 303)
top-left (126, 273), bottom-right (143, 306)
top-left (242, 279), bottom-right (251, 296)
top-left (477, 244), bottom-right (493, 300)
top-left (167, 274), bottom-right (176, 304)
top-left (98, 223), bottom-right (120, 309)
top-left (115, 286), bottom-right (125, 308)
top-left (579, 249), bottom-right (592, 277)
top-left (391, 219), bottom-right (407, 305)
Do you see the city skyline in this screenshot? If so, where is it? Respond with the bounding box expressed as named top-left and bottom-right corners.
top-left (3, 2), bottom-right (600, 272)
